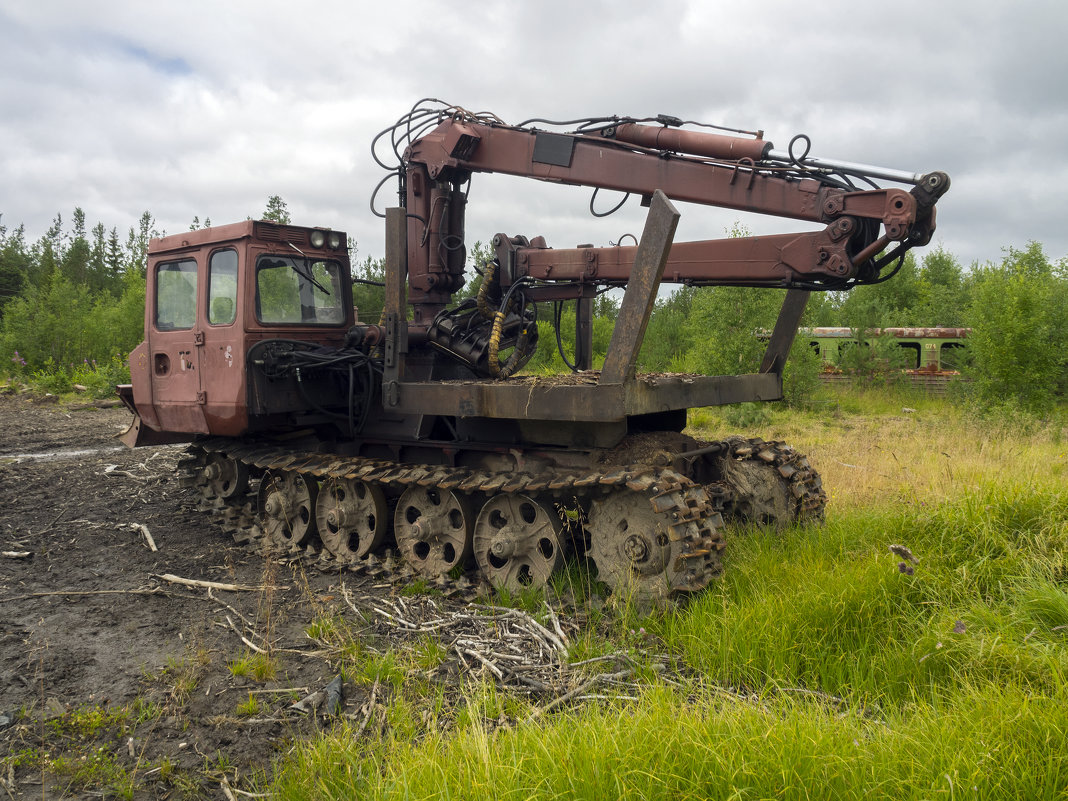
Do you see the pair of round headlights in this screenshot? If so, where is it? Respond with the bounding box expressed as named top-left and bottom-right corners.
top-left (309, 229), bottom-right (343, 250)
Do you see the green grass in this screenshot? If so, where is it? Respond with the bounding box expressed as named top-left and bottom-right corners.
top-left (227, 651), bottom-right (278, 682)
top-left (271, 682), bottom-right (1068, 800)
top-left (663, 482), bottom-right (1068, 706)
top-left (266, 395), bottom-right (1068, 799)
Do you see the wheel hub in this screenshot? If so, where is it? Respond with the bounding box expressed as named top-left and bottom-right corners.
top-left (473, 495), bottom-right (565, 591)
top-left (490, 529), bottom-right (519, 559)
top-left (314, 478), bottom-right (387, 562)
top-left (394, 486), bottom-right (472, 577)
top-left (257, 470), bottom-right (317, 550)
top-left (263, 491), bottom-right (287, 518)
top-left (623, 534), bottom-right (649, 563)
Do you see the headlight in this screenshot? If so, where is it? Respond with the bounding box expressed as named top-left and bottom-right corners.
top-left (328, 232), bottom-right (342, 249)
top-left (310, 230), bottom-right (326, 248)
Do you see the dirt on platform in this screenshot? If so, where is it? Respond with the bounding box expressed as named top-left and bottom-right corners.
top-left (0, 391), bottom-right (444, 798)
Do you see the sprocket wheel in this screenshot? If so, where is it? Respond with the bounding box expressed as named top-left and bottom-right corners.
top-left (314, 477), bottom-right (387, 561)
top-left (473, 494), bottom-right (565, 591)
top-left (258, 469), bottom-right (318, 550)
top-left (587, 489), bottom-right (674, 601)
top-left (394, 486), bottom-right (473, 578)
top-left (587, 482), bottom-right (724, 602)
top-left (717, 437), bottom-right (826, 528)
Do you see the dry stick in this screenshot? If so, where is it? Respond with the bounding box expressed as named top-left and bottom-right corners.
top-left (529, 669), bottom-right (633, 720)
top-left (463, 648), bottom-right (504, 680)
top-left (133, 523), bottom-right (157, 552)
top-left (355, 679), bottom-right (381, 737)
top-left (778, 687), bottom-right (849, 706)
top-left (1, 588), bottom-right (168, 603)
top-left (1, 551), bottom-right (31, 559)
top-left (207, 588), bottom-right (255, 628)
top-left (154, 573), bottom-right (283, 592)
top-left (340, 582), bottom-right (361, 615)
top-left (226, 615), bottom-right (268, 655)
top-left (568, 653), bottom-right (633, 668)
top-left (36, 506), bottom-right (68, 537)
top-left (543, 601), bottom-right (568, 646)
top-left (103, 465), bottom-right (143, 481)
top-left (529, 675), bottom-right (601, 720)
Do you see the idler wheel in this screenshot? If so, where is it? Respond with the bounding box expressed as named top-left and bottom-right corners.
top-left (315, 477), bottom-right (387, 561)
top-left (587, 489), bottom-right (674, 601)
top-left (201, 453), bottom-right (249, 501)
top-left (257, 469), bottom-right (318, 549)
top-left (394, 487), bottom-right (473, 578)
top-left (473, 494), bottom-right (564, 591)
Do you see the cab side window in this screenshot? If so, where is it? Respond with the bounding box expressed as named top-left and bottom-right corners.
top-left (208, 249), bottom-right (238, 325)
top-left (155, 259), bottom-right (198, 331)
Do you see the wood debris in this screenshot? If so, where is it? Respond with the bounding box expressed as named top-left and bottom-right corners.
top-left (348, 592), bottom-right (644, 714)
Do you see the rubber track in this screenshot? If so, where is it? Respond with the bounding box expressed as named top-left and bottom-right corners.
top-left (185, 438), bottom-right (726, 597)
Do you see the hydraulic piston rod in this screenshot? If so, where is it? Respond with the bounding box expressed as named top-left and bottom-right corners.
top-left (765, 150), bottom-right (926, 185)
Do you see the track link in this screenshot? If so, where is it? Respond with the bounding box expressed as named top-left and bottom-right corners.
top-left (180, 438), bottom-right (726, 601)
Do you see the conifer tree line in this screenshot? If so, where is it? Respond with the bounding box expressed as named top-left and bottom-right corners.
top-left (1, 203), bottom-right (1066, 411)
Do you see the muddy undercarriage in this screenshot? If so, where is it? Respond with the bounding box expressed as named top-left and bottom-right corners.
top-left (180, 433), bottom-right (826, 602)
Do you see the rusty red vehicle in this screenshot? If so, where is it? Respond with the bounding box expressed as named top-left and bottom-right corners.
top-left (119, 101), bottom-right (949, 600)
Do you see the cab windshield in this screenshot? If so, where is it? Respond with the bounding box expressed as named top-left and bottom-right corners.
top-left (255, 256), bottom-right (345, 325)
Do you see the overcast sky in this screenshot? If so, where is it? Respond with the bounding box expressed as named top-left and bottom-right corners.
top-left (1, 0), bottom-right (1066, 272)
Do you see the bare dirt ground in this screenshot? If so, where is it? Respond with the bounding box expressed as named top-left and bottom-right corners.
top-left (0, 391), bottom-right (470, 798)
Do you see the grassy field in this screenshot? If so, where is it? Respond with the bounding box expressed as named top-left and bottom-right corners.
top-left (269, 388), bottom-right (1068, 800)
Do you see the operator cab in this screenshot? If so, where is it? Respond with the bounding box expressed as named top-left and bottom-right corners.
top-left (118, 220), bottom-right (353, 445)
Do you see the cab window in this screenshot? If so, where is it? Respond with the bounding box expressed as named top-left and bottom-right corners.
top-left (255, 256), bottom-right (345, 325)
top-left (155, 259), bottom-right (197, 330)
top-left (208, 249), bottom-right (238, 325)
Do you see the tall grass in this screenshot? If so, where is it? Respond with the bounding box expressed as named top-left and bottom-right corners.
top-left (272, 683), bottom-right (1068, 800)
top-left (268, 393), bottom-right (1068, 799)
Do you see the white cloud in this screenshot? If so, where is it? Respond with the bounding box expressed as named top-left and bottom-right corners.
top-left (1, 0), bottom-right (1067, 270)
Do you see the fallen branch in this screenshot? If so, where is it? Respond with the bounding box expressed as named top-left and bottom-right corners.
top-left (36, 506), bottom-right (68, 536)
top-left (131, 523), bottom-right (157, 552)
top-left (207, 588), bottom-right (255, 628)
top-left (354, 679), bottom-right (380, 737)
top-left (226, 615), bottom-right (268, 655)
top-left (155, 573), bottom-right (282, 592)
top-left (103, 464), bottom-right (143, 481)
top-left (529, 668), bottom-right (633, 720)
top-left (1, 587), bottom-right (170, 602)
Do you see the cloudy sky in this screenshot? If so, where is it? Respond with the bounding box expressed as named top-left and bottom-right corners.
top-left (1, 0), bottom-right (1065, 271)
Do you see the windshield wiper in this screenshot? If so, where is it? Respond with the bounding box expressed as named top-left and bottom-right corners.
top-left (284, 242), bottom-right (332, 295)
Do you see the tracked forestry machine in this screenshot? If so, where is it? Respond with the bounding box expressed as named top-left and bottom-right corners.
top-left (118, 101), bottom-right (949, 600)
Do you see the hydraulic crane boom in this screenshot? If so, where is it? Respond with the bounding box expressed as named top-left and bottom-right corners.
top-left (398, 113), bottom-right (949, 325)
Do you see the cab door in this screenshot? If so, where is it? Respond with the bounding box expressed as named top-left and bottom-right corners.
top-left (196, 247), bottom-right (249, 435)
top-left (148, 256), bottom-right (209, 433)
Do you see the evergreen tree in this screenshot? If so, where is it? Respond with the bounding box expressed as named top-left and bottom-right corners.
top-left (124, 211), bottom-right (159, 277)
top-left (0, 221), bottom-right (31, 314)
top-left (89, 222), bottom-right (109, 293)
top-left (262, 195), bottom-right (291, 224)
top-left (62, 207), bottom-right (91, 287)
top-left (105, 227), bottom-right (124, 283)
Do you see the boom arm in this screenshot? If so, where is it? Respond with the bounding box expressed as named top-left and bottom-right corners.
top-left (400, 114), bottom-right (949, 322)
